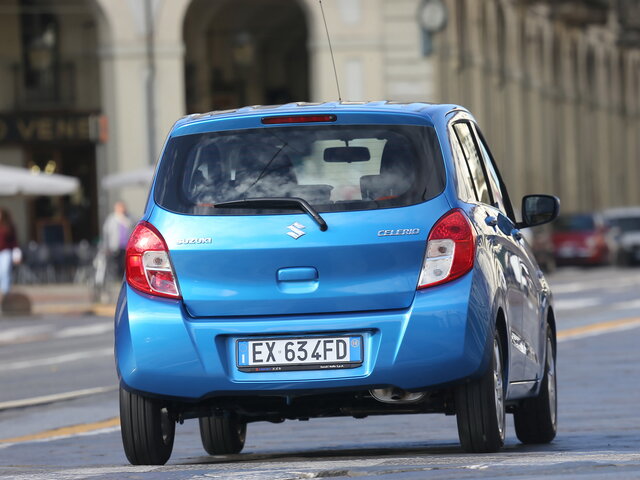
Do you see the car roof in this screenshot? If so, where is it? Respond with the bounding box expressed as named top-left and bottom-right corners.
top-left (171, 101), bottom-right (465, 132)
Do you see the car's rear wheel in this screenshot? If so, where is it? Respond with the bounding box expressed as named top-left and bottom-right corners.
top-left (119, 387), bottom-right (175, 465)
top-left (199, 413), bottom-right (247, 455)
top-left (455, 330), bottom-right (506, 453)
top-left (514, 328), bottom-right (557, 444)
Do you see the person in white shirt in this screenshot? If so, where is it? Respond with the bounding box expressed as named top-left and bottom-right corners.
top-left (102, 201), bottom-right (133, 279)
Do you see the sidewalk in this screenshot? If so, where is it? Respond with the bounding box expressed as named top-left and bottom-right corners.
top-left (7, 283), bottom-right (118, 317)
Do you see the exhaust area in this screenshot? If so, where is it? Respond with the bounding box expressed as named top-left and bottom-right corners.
top-left (370, 388), bottom-right (425, 404)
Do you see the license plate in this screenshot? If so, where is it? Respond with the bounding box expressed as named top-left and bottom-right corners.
top-left (236, 336), bottom-right (363, 372)
top-left (558, 245), bottom-right (576, 257)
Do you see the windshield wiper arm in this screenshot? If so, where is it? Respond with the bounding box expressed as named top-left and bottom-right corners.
top-left (214, 197), bottom-right (328, 232)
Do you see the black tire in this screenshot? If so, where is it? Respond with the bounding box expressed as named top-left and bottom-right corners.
top-left (618, 250), bottom-right (633, 267)
top-left (455, 331), bottom-right (506, 453)
top-left (514, 329), bottom-right (557, 444)
top-left (199, 414), bottom-right (247, 455)
top-left (119, 387), bottom-right (175, 465)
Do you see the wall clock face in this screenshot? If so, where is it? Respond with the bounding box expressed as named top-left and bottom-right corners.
top-left (419, 0), bottom-right (447, 33)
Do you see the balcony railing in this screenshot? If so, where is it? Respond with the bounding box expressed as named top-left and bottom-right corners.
top-left (514, 0), bottom-right (640, 47)
top-left (7, 62), bottom-right (76, 110)
top-left (617, 0), bottom-right (640, 47)
top-left (550, 0), bottom-right (609, 26)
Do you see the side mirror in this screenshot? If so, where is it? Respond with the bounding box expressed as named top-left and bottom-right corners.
top-left (518, 194), bottom-right (560, 229)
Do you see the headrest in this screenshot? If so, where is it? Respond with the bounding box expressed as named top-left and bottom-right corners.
top-left (380, 140), bottom-right (414, 177)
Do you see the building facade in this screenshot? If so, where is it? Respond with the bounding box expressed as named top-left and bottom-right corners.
top-left (0, 0), bottom-right (638, 244)
top-left (436, 0), bottom-right (640, 213)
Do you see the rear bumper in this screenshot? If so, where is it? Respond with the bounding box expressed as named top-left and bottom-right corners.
top-left (115, 272), bottom-right (493, 401)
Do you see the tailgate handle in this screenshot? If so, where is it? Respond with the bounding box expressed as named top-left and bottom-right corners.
top-left (277, 267), bottom-right (318, 282)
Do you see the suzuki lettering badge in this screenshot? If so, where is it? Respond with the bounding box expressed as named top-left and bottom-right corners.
top-left (287, 222), bottom-right (306, 239)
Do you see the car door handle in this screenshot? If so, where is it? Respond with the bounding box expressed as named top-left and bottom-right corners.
top-left (485, 216), bottom-right (498, 227)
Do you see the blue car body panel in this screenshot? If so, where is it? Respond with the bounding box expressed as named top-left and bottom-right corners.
top-left (148, 198), bottom-right (451, 317)
top-left (116, 101), bottom-right (553, 405)
top-left (116, 271), bottom-right (494, 399)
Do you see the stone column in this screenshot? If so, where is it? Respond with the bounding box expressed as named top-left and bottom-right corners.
top-left (436, 0), bottom-right (462, 104)
top-left (537, 21), bottom-right (554, 198)
top-left (626, 54), bottom-right (640, 205)
top-left (153, 41), bottom-right (186, 141)
top-left (304, 0), bottom-right (386, 102)
top-left (98, 42), bottom-right (153, 217)
top-left (382, 0), bottom-right (437, 103)
top-left (593, 42), bottom-right (610, 209)
top-left (558, 33), bottom-right (580, 212)
top-left (95, 0), bottom-right (189, 219)
top-left (504, 5), bottom-right (527, 204)
top-left (464, 1), bottom-right (486, 118)
top-left (525, 22), bottom-right (545, 197)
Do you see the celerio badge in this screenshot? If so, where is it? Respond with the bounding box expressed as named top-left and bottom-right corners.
top-left (377, 228), bottom-right (420, 237)
top-left (287, 222), bottom-right (306, 239)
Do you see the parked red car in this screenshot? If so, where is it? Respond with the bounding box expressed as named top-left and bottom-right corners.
top-left (552, 213), bottom-right (611, 266)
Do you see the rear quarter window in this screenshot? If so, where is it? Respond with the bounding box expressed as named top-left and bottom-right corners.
top-left (555, 215), bottom-right (596, 231)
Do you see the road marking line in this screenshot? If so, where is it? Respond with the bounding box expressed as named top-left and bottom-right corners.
top-left (554, 296), bottom-right (640, 313)
top-left (0, 325), bottom-right (53, 343)
top-left (0, 385), bottom-right (118, 411)
top-left (558, 317), bottom-right (640, 342)
top-left (2, 317), bottom-right (638, 447)
top-left (0, 417), bottom-right (120, 445)
top-left (554, 298), bottom-right (602, 311)
top-left (551, 276), bottom-right (640, 294)
top-left (0, 322), bottom-right (112, 345)
top-left (54, 322), bottom-right (112, 339)
top-left (612, 298), bottom-right (640, 310)
top-left (0, 347), bottom-right (112, 372)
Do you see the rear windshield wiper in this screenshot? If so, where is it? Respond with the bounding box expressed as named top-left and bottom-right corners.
top-left (214, 197), bottom-right (328, 232)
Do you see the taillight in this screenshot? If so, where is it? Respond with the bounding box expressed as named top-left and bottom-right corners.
top-left (418, 209), bottom-right (475, 289)
top-left (261, 114), bottom-right (337, 124)
top-left (125, 222), bottom-right (181, 299)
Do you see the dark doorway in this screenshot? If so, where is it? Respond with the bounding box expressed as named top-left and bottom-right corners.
top-left (184, 0), bottom-right (309, 113)
top-left (26, 145), bottom-right (98, 244)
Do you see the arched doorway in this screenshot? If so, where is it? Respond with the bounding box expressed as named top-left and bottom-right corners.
top-left (183, 0), bottom-right (309, 113)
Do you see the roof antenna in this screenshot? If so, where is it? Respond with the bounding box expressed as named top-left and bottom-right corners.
top-left (319, 0), bottom-right (342, 102)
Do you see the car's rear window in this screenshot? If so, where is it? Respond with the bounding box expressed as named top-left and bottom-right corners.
top-left (153, 124), bottom-right (445, 215)
top-left (608, 217), bottom-right (640, 233)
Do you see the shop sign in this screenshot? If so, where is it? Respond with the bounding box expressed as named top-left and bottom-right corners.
top-left (0, 113), bottom-right (108, 144)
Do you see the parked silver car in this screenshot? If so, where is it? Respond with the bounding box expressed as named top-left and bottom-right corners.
top-left (603, 207), bottom-right (640, 266)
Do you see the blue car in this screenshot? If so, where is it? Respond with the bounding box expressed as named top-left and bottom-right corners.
top-left (115, 102), bottom-right (560, 465)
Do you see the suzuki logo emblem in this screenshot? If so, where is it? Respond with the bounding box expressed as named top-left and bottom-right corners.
top-left (286, 222), bottom-right (306, 239)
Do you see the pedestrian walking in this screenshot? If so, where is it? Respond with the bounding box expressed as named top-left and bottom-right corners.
top-left (0, 208), bottom-right (19, 294)
top-left (102, 201), bottom-right (133, 279)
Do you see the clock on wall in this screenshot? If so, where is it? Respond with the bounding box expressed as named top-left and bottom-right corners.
top-left (419, 0), bottom-right (447, 33)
